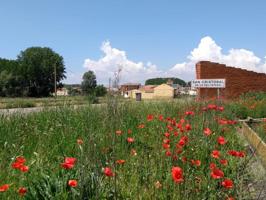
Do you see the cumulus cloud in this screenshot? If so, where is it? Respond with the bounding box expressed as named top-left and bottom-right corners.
top-left (82, 36), bottom-right (266, 84)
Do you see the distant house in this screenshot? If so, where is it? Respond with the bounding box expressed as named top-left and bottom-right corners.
top-left (54, 88), bottom-right (68, 96)
top-left (128, 83), bottom-right (174, 100)
top-left (120, 83), bottom-right (141, 97)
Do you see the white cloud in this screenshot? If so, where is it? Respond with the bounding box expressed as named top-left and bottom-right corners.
top-left (81, 37), bottom-right (266, 84)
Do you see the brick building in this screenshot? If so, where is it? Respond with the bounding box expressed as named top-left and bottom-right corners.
top-left (196, 61), bottom-right (266, 99)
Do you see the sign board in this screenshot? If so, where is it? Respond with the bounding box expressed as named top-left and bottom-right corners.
top-left (191, 79), bottom-right (225, 88)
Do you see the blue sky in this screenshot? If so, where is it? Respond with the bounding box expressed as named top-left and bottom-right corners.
top-left (0, 0), bottom-right (266, 84)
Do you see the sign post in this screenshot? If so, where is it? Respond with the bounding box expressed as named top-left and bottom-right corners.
top-left (191, 79), bottom-right (226, 102)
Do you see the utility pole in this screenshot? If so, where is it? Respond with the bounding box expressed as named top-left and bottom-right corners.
top-left (54, 64), bottom-right (57, 99)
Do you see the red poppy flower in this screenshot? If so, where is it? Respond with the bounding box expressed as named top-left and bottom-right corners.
top-left (68, 180), bottom-right (78, 187)
top-left (185, 124), bottom-right (192, 131)
top-left (12, 156), bottom-right (26, 169)
top-left (209, 163), bottom-right (216, 170)
top-left (164, 132), bottom-right (170, 138)
top-left (158, 115), bottom-right (164, 121)
top-left (211, 150), bottom-right (220, 159)
top-left (127, 137), bottom-right (134, 143)
top-left (217, 136), bottom-right (227, 145)
top-left (165, 151), bottom-right (172, 156)
top-left (19, 165), bottom-right (29, 173)
top-left (174, 131), bottom-right (178, 136)
top-left (147, 114), bottom-right (154, 121)
top-left (218, 106), bottom-right (224, 111)
top-left (220, 159), bottom-right (228, 165)
top-left (138, 124), bottom-right (145, 129)
top-left (208, 104), bottom-right (217, 110)
top-left (16, 156), bottom-right (26, 164)
top-left (104, 167), bottom-right (114, 177)
top-left (211, 168), bottom-right (224, 179)
top-left (172, 166), bottom-right (184, 183)
top-left (163, 143), bottom-right (170, 149)
top-left (228, 150), bottom-right (245, 157)
top-left (61, 157), bottom-right (76, 169)
top-left (0, 184), bottom-right (9, 192)
top-left (163, 139), bottom-right (170, 144)
top-left (204, 128), bottom-right (212, 136)
top-left (178, 136), bottom-right (188, 147)
top-left (191, 159), bottom-right (201, 166)
top-left (18, 187), bottom-right (27, 196)
top-left (221, 178), bottom-right (233, 189)
top-left (12, 161), bottom-right (23, 169)
top-left (226, 197), bottom-right (235, 200)
top-left (127, 129), bottom-right (132, 134)
top-left (116, 160), bottom-right (126, 164)
top-left (185, 111), bottom-right (194, 116)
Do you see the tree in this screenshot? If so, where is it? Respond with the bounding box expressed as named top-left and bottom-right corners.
top-left (17, 47), bottom-right (66, 97)
top-left (145, 77), bottom-right (186, 86)
top-left (95, 85), bottom-right (107, 97)
top-left (81, 71), bottom-right (97, 95)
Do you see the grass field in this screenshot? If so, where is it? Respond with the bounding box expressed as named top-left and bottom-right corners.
top-left (0, 96), bottom-right (263, 199)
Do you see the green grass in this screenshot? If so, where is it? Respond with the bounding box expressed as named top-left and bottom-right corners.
top-left (0, 97), bottom-right (257, 199)
top-left (0, 96), bottom-right (95, 109)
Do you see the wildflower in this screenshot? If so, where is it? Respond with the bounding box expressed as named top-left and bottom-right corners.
top-left (61, 157), bottom-right (76, 169)
top-left (18, 187), bottom-right (27, 196)
top-left (208, 104), bottom-right (217, 110)
top-left (131, 149), bottom-right (137, 156)
top-left (220, 159), bottom-right (228, 166)
top-left (221, 179), bottom-right (233, 189)
top-left (217, 136), bottom-right (227, 145)
top-left (158, 115), bottom-right (164, 121)
top-left (163, 143), bottom-right (170, 149)
top-left (204, 128), bottom-right (212, 136)
top-left (185, 124), bottom-right (192, 131)
top-left (127, 129), bottom-right (132, 134)
top-left (19, 165), bottom-right (29, 173)
top-left (178, 136), bottom-right (188, 147)
top-left (68, 180), bottom-right (78, 187)
top-left (115, 130), bottom-right (122, 135)
top-left (77, 138), bottom-right (83, 145)
top-left (116, 160), bottom-right (126, 164)
top-left (185, 111), bottom-right (194, 116)
top-left (0, 184), bottom-right (9, 192)
top-left (191, 159), bottom-right (201, 166)
top-left (228, 150), bottom-right (245, 157)
top-left (147, 114), bottom-right (154, 121)
top-left (172, 166), bottom-right (184, 183)
top-left (165, 151), bottom-right (172, 157)
top-left (127, 137), bottom-right (134, 143)
top-left (209, 163), bottom-right (216, 169)
top-left (12, 156), bottom-right (26, 169)
top-left (138, 124), bottom-right (145, 129)
top-left (104, 167), bottom-right (114, 177)
top-left (218, 106), bottom-right (224, 111)
top-left (155, 181), bottom-right (162, 189)
top-left (211, 168), bottom-right (224, 179)
top-left (211, 150), bottom-right (220, 159)
top-left (164, 132), bottom-right (170, 138)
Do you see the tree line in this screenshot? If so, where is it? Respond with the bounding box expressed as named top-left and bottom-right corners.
top-left (145, 77), bottom-right (187, 86)
top-left (0, 47), bottom-right (65, 97)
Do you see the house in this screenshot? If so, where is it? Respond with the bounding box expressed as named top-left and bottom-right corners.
top-left (120, 83), bottom-right (141, 97)
top-left (128, 83), bottom-right (174, 100)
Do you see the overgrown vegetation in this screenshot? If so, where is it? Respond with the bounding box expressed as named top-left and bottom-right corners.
top-left (0, 98), bottom-right (259, 199)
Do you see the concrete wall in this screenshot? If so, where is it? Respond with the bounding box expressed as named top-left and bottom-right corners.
top-left (196, 61), bottom-right (266, 99)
